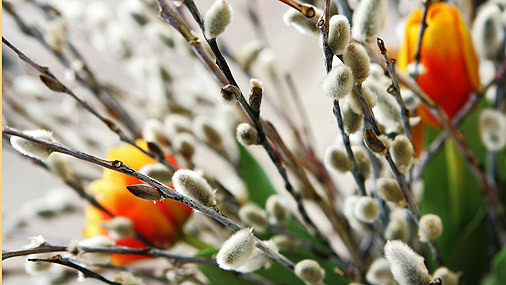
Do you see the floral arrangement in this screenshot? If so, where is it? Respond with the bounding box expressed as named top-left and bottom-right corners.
top-left (2, 0), bottom-right (506, 284)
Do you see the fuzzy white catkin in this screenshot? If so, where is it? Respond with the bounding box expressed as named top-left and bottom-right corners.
top-left (390, 135), bottom-right (414, 173)
top-left (418, 214), bottom-right (443, 242)
top-left (140, 163), bottom-right (174, 184)
top-left (43, 18), bottom-right (67, 52)
top-left (220, 84), bottom-right (241, 105)
top-left (78, 235), bottom-right (115, 264)
top-left (472, 4), bottom-right (504, 60)
top-left (113, 272), bottom-right (146, 285)
top-left (343, 43), bottom-right (370, 83)
top-left (385, 218), bottom-right (409, 242)
top-left (343, 100), bottom-right (364, 134)
top-left (384, 240), bottom-right (431, 285)
top-left (265, 195), bottom-right (290, 226)
top-left (283, 8), bottom-right (320, 35)
top-left (324, 145), bottom-right (354, 173)
top-left (352, 0), bottom-right (387, 42)
top-left (164, 114), bottom-right (193, 136)
top-left (204, 0), bottom-right (233, 39)
top-left (270, 235), bottom-right (301, 251)
top-left (376, 177), bottom-right (406, 206)
top-left (142, 119), bottom-right (166, 144)
top-left (172, 169), bottom-right (216, 207)
top-left (172, 133), bottom-right (196, 159)
top-left (366, 258), bottom-right (395, 285)
top-left (354, 148), bottom-right (371, 178)
top-left (328, 15), bottom-right (350, 55)
top-left (236, 123), bottom-right (260, 146)
top-left (193, 116), bottom-right (224, 150)
top-left (295, 259), bottom-right (325, 284)
top-left (321, 64), bottom-right (354, 99)
top-left (353, 196), bottom-right (380, 223)
top-left (344, 196), bottom-right (372, 234)
top-left (349, 85), bottom-right (376, 114)
top-left (216, 228), bottom-right (255, 270)
top-left (237, 241), bottom-right (277, 273)
top-left (10, 130), bottom-right (56, 161)
top-left (479, 108), bottom-right (506, 151)
top-left (368, 80), bottom-right (402, 133)
top-left (432, 267), bottom-right (458, 285)
top-left (239, 203), bottom-right (269, 231)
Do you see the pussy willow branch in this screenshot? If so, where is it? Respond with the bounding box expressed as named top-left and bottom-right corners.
top-left (412, 0), bottom-right (432, 80)
top-left (377, 38), bottom-right (411, 139)
top-left (2, 126), bottom-right (295, 272)
top-left (3, 243), bottom-right (215, 265)
top-left (171, 0), bottom-right (342, 262)
top-left (1, 37), bottom-right (177, 173)
top-left (277, 0), bottom-right (318, 19)
top-left (3, 2), bottom-right (140, 139)
top-left (29, 254), bottom-right (121, 285)
top-left (398, 73), bottom-right (506, 242)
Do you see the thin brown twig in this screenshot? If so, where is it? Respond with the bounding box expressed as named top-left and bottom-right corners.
top-left (2, 126), bottom-right (295, 271)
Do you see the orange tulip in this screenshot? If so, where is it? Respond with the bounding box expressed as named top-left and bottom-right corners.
top-left (84, 140), bottom-right (192, 264)
top-left (398, 2), bottom-right (480, 128)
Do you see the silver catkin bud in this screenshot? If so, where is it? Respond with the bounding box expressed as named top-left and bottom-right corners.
top-left (216, 228), bottom-right (255, 270)
top-left (418, 214), bottom-right (443, 242)
top-left (295, 259), bottom-right (325, 284)
top-left (324, 145), bottom-right (354, 173)
top-left (343, 100), bottom-right (364, 134)
top-left (432, 267), bottom-right (458, 285)
top-left (321, 64), bottom-right (354, 99)
top-left (353, 196), bottom-right (380, 223)
top-left (390, 135), bottom-right (414, 173)
top-left (173, 133), bottom-right (196, 159)
top-left (270, 234), bottom-right (301, 251)
top-left (479, 108), bottom-right (506, 151)
top-left (385, 217), bottom-right (409, 242)
top-left (473, 4), bottom-right (505, 60)
top-left (354, 147), bottom-right (371, 179)
top-left (248, 79), bottom-right (263, 113)
top-left (239, 203), bottom-right (269, 232)
top-left (328, 15), bottom-right (350, 55)
top-left (204, 0), bottom-right (233, 39)
top-left (193, 116), bottom-right (224, 151)
top-left (352, 0), bottom-right (387, 42)
top-left (236, 123), bottom-right (260, 146)
top-left (78, 235), bottom-right (115, 264)
top-left (283, 8), bottom-right (320, 35)
top-left (349, 84), bottom-right (376, 114)
top-left (366, 258), bottom-right (395, 285)
top-left (343, 42), bottom-right (370, 83)
top-left (384, 240), bottom-right (431, 285)
top-left (376, 177), bottom-right (406, 206)
top-left (139, 163), bottom-right (174, 184)
top-left (265, 195), bottom-right (290, 226)
top-left (172, 169), bottom-right (216, 207)
top-left (220, 84), bottom-right (241, 105)
top-left (10, 130), bottom-right (56, 161)
top-left (364, 128), bottom-right (388, 155)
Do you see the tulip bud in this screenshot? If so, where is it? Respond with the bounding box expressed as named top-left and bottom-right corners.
top-left (364, 128), bottom-right (388, 155)
top-left (173, 133), bottom-right (196, 159)
top-left (376, 177), bottom-right (406, 206)
top-left (328, 15), bottom-right (350, 55)
top-left (220, 84), bottom-right (241, 105)
top-left (343, 100), bottom-right (364, 134)
top-left (390, 135), bottom-right (414, 173)
top-left (283, 8), bottom-right (320, 35)
top-left (353, 196), bottom-right (379, 223)
top-left (344, 43), bottom-right (370, 83)
top-left (472, 4), bottom-right (504, 60)
top-left (239, 203), bottom-right (269, 231)
top-left (385, 217), bottom-right (409, 242)
top-left (295, 259), bottom-right (325, 284)
top-left (366, 258), bottom-right (395, 285)
top-left (216, 228), bottom-right (255, 270)
top-left (204, 0), bottom-right (233, 39)
top-left (321, 64), bottom-right (354, 99)
top-left (236, 123), bottom-right (261, 146)
top-left (324, 146), bottom-right (353, 173)
top-left (101, 217), bottom-right (134, 239)
top-left (384, 240), bottom-right (431, 285)
top-left (10, 130), bottom-right (55, 161)
top-left (78, 235), bottom-right (115, 264)
top-left (172, 169), bottom-right (216, 207)
top-left (266, 195), bottom-right (290, 226)
top-left (354, 148), bottom-right (371, 178)
top-left (479, 108), bottom-right (506, 151)
top-left (352, 0), bottom-right (387, 42)
top-left (418, 214), bottom-right (443, 242)
top-left (140, 163), bottom-right (174, 184)
top-left (432, 267), bottom-right (458, 285)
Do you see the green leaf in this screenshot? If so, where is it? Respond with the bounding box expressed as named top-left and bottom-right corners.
top-left (488, 245), bottom-right (506, 285)
top-left (237, 142), bottom-right (276, 206)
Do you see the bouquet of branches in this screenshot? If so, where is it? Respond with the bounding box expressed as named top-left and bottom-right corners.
top-left (2, 0), bottom-right (506, 284)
